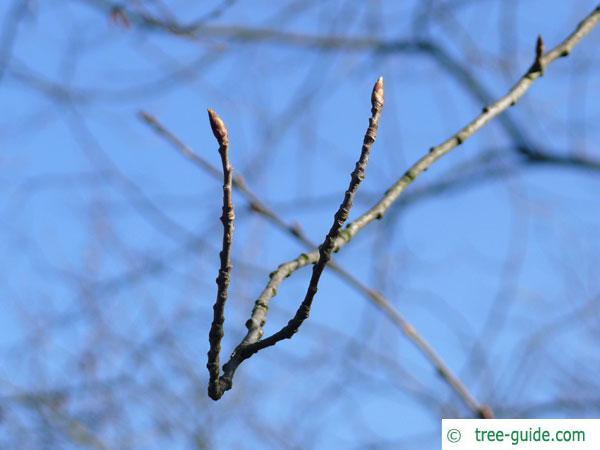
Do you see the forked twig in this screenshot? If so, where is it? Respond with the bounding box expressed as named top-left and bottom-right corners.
top-left (140, 4), bottom-right (600, 411)
top-left (207, 77), bottom-right (384, 399)
top-left (140, 107), bottom-right (490, 415)
top-left (217, 6), bottom-right (600, 401)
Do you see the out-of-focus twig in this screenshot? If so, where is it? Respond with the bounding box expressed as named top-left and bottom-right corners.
top-left (0, 0), bottom-right (30, 84)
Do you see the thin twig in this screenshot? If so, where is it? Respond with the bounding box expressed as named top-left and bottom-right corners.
top-left (214, 77), bottom-right (381, 392)
top-left (142, 112), bottom-right (489, 416)
top-left (217, 5), bottom-right (600, 400)
top-left (140, 110), bottom-right (491, 414)
top-left (253, 77), bottom-right (383, 351)
top-left (140, 106), bottom-right (600, 416)
top-left (139, 102), bottom-right (489, 417)
top-left (139, 110), bottom-right (305, 241)
top-left (205, 76), bottom-right (383, 399)
top-left (140, 4), bottom-right (600, 410)
top-left (206, 108), bottom-right (235, 400)
top-left (333, 5), bottom-right (600, 248)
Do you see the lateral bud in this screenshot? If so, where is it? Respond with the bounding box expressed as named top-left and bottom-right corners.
top-left (534, 35), bottom-right (545, 75)
top-left (208, 108), bottom-right (229, 146)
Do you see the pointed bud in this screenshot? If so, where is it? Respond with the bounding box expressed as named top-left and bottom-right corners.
top-left (208, 109), bottom-right (228, 146)
top-left (371, 77), bottom-right (383, 111)
top-left (535, 35), bottom-right (544, 62)
top-left (371, 76), bottom-right (384, 111)
top-left (534, 35), bottom-right (545, 75)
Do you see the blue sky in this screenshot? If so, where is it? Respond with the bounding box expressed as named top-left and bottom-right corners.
top-left (1, 0), bottom-right (600, 448)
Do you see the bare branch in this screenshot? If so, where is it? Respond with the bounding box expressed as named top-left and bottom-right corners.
top-left (209, 76), bottom-right (385, 398)
top-left (140, 109), bottom-right (489, 415)
top-left (216, 4), bottom-right (600, 400)
top-left (246, 76), bottom-right (384, 352)
top-left (139, 3), bottom-right (600, 410)
top-left (206, 108), bottom-right (235, 400)
top-left (338, 4), bottom-right (600, 245)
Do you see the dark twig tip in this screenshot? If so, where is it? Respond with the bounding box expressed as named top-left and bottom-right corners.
top-left (371, 76), bottom-right (384, 110)
top-left (478, 405), bottom-right (495, 419)
top-left (110, 6), bottom-right (130, 29)
top-left (534, 35), bottom-right (545, 74)
top-left (207, 108), bottom-right (229, 146)
top-left (139, 110), bottom-right (156, 124)
top-left (536, 35), bottom-right (544, 55)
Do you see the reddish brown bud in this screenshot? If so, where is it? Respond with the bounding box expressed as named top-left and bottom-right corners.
top-left (371, 76), bottom-right (384, 110)
top-left (207, 108), bottom-right (229, 146)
